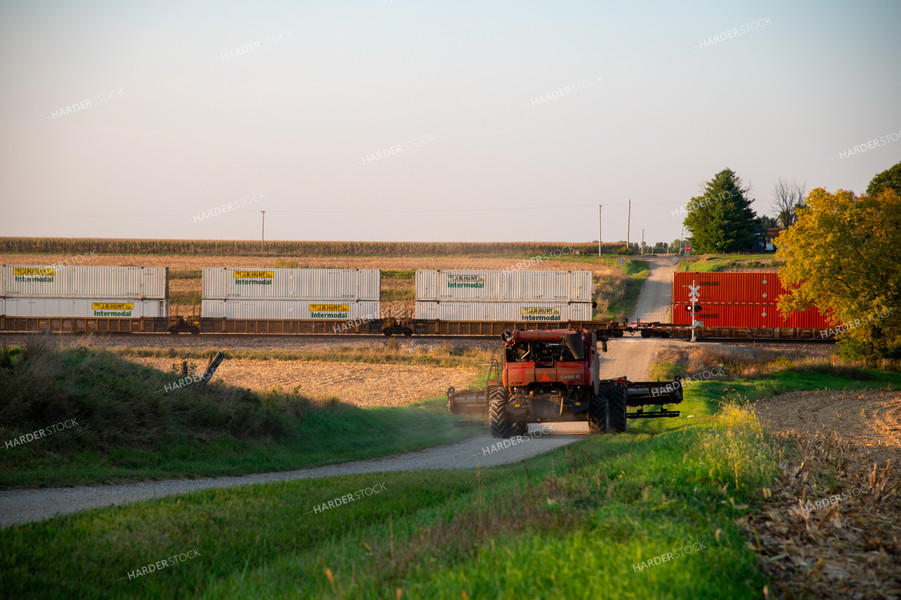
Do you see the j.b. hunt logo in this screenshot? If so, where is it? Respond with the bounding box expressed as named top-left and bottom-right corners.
top-left (446, 274), bottom-right (485, 288)
top-left (521, 307), bottom-right (561, 322)
top-left (233, 270), bottom-right (274, 285)
top-left (310, 304), bottom-right (349, 319)
top-left (93, 302), bottom-right (134, 317)
top-left (13, 267), bottom-right (55, 283)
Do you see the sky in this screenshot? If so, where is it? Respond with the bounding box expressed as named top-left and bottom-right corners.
top-left (1, 0), bottom-right (899, 245)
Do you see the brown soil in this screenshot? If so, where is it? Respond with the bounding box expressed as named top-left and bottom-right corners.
top-left (747, 390), bottom-right (901, 599)
top-left (0, 253), bottom-right (613, 274)
top-left (756, 390), bottom-right (901, 458)
top-left (127, 357), bottom-right (479, 408)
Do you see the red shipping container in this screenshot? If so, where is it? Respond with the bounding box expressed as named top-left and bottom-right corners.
top-left (672, 302), bottom-right (830, 328)
top-left (673, 272), bottom-right (788, 304)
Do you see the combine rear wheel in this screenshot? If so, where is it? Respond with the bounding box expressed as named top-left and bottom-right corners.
top-left (488, 387), bottom-right (513, 438)
top-left (601, 384), bottom-right (627, 433)
top-left (588, 394), bottom-right (608, 433)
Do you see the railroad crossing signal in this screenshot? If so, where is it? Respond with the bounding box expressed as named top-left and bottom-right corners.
top-left (688, 283), bottom-right (700, 303)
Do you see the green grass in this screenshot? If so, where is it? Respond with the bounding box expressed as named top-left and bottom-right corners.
top-left (0, 342), bottom-right (483, 488)
top-left (593, 258), bottom-right (650, 321)
top-left (678, 255), bottom-right (784, 272)
top-left (169, 290), bottom-right (202, 304)
top-left (382, 269), bottom-right (415, 279)
top-left (380, 289), bottom-right (414, 302)
top-left (703, 366), bottom-right (901, 402)
top-left (0, 380), bottom-right (774, 599)
top-left (5, 357), bottom-right (896, 598)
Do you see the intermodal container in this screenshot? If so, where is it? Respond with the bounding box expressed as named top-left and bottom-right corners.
top-left (415, 301), bottom-right (593, 322)
top-left (2, 298), bottom-right (168, 318)
top-left (416, 270), bottom-right (592, 302)
top-left (672, 272), bottom-right (787, 304)
top-left (1, 266), bottom-right (168, 299)
top-left (202, 268), bottom-right (380, 301)
top-left (201, 299), bottom-right (380, 320)
top-left (672, 302), bottom-right (830, 328)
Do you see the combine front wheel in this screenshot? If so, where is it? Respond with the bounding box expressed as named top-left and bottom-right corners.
top-left (601, 384), bottom-right (627, 433)
top-left (511, 422), bottom-right (528, 436)
top-left (588, 394), bottom-right (608, 433)
top-left (488, 387), bottom-right (513, 438)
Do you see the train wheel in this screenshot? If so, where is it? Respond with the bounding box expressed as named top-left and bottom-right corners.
top-left (189, 326), bottom-right (200, 335)
top-left (403, 328), bottom-right (413, 337)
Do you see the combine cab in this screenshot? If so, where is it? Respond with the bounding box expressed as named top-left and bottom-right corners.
top-left (447, 328), bottom-right (683, 437)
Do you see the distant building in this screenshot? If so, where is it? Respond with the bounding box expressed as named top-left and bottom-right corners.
top-left (765, 227), bottom-right (784, 251)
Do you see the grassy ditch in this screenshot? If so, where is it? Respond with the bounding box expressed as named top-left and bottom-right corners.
top-left (592, 257), bottom-right (650, 321)
top-left (0, 381), bottom-right (776, 599)
top-left (4, 351), bottom-right (896, 597)
top-left (679, 255), bottom-right (784, 272)
top-left (0, 341), bottom-right (484, 488)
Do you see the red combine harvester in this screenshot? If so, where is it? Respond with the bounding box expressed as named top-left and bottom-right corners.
top-left (447, 329), bottom-right (684, 437)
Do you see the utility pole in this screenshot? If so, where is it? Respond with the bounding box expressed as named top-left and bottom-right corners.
top-left (641, 228), bottom-right (644, 255)
top-left (260, 210), bottom-right (266, 252)
top-left (626, 199), bottom-right (631, 254)
top-left (598, 204), bottom-right (602, 258)
top-left (680, 227), bottom-right (684, 255)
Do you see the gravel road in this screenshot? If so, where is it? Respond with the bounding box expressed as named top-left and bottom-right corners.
top-left (0, 423), bottom-right (586, 528)
top-left (1, 259), bottom-right (680, 528)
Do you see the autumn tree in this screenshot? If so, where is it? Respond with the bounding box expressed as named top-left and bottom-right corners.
top-left (683, 169), bottom-right (758, 253)
top-left (866, 160), bottom-right (901, 196)
top-left (775, 187), bottom-right (901, 359)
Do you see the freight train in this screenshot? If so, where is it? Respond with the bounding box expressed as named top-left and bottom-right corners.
top-left (0, 265), bottom-right (837, 340)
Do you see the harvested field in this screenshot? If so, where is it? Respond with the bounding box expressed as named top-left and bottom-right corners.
top-left (746, 389), bottom-right (901, 600)
top-left (128, 356), bottom-right (480, 408)
top-left (0, 252), bottom-right (607, 273)
top-left (756, 389), bottom-right (901, 456)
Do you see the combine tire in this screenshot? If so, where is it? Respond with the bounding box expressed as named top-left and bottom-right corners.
top-left (601, 384), bottom-right (628, 433)
top-left (511, 422), bottom-right (528, 436)
top-left (588, 394), bottom-right (608, 433)
top-left (488, 387), bottom-right (513, 438)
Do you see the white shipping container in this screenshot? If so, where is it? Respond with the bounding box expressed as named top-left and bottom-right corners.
top-left (1, 266), bottom-right (167, 299)
top-left (415, 270), bottom-right (592, 302)
top-left (2, 297), bottom-right (168, 318)
top-left (414, 301), bottom-right (593, 322)
top-left (202, 299), bottom-right (381, 320)
top-left (202, 268), bottom-right (380, 301)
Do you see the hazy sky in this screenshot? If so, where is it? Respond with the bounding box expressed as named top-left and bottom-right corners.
top-left (1, 0), bottom-right (899, 244)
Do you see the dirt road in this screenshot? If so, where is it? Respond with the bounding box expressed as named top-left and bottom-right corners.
top-left (0, 423), bottom-right (585, 527)
top-left (0, 259), bottom-right (682, 527)
top-left (599, 257), bottom-right (681, 380)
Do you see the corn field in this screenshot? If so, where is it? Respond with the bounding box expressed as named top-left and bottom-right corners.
top-left (0, 238), bottom-right (630, 257)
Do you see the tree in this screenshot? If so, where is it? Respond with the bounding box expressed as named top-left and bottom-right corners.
top-left (668, 239), bottom-right (682, 253)
top-left (683, 168), bottom-right (758, 253)
top-left (775, 187), bottom-right (901, 359)
top-left (771, 178), bottom-right (806, 228)
top-left (866, 160), bottom-right (901, 197)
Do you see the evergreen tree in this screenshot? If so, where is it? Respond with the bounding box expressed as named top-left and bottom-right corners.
top-left (683, 168), bottom-right (758, 253)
